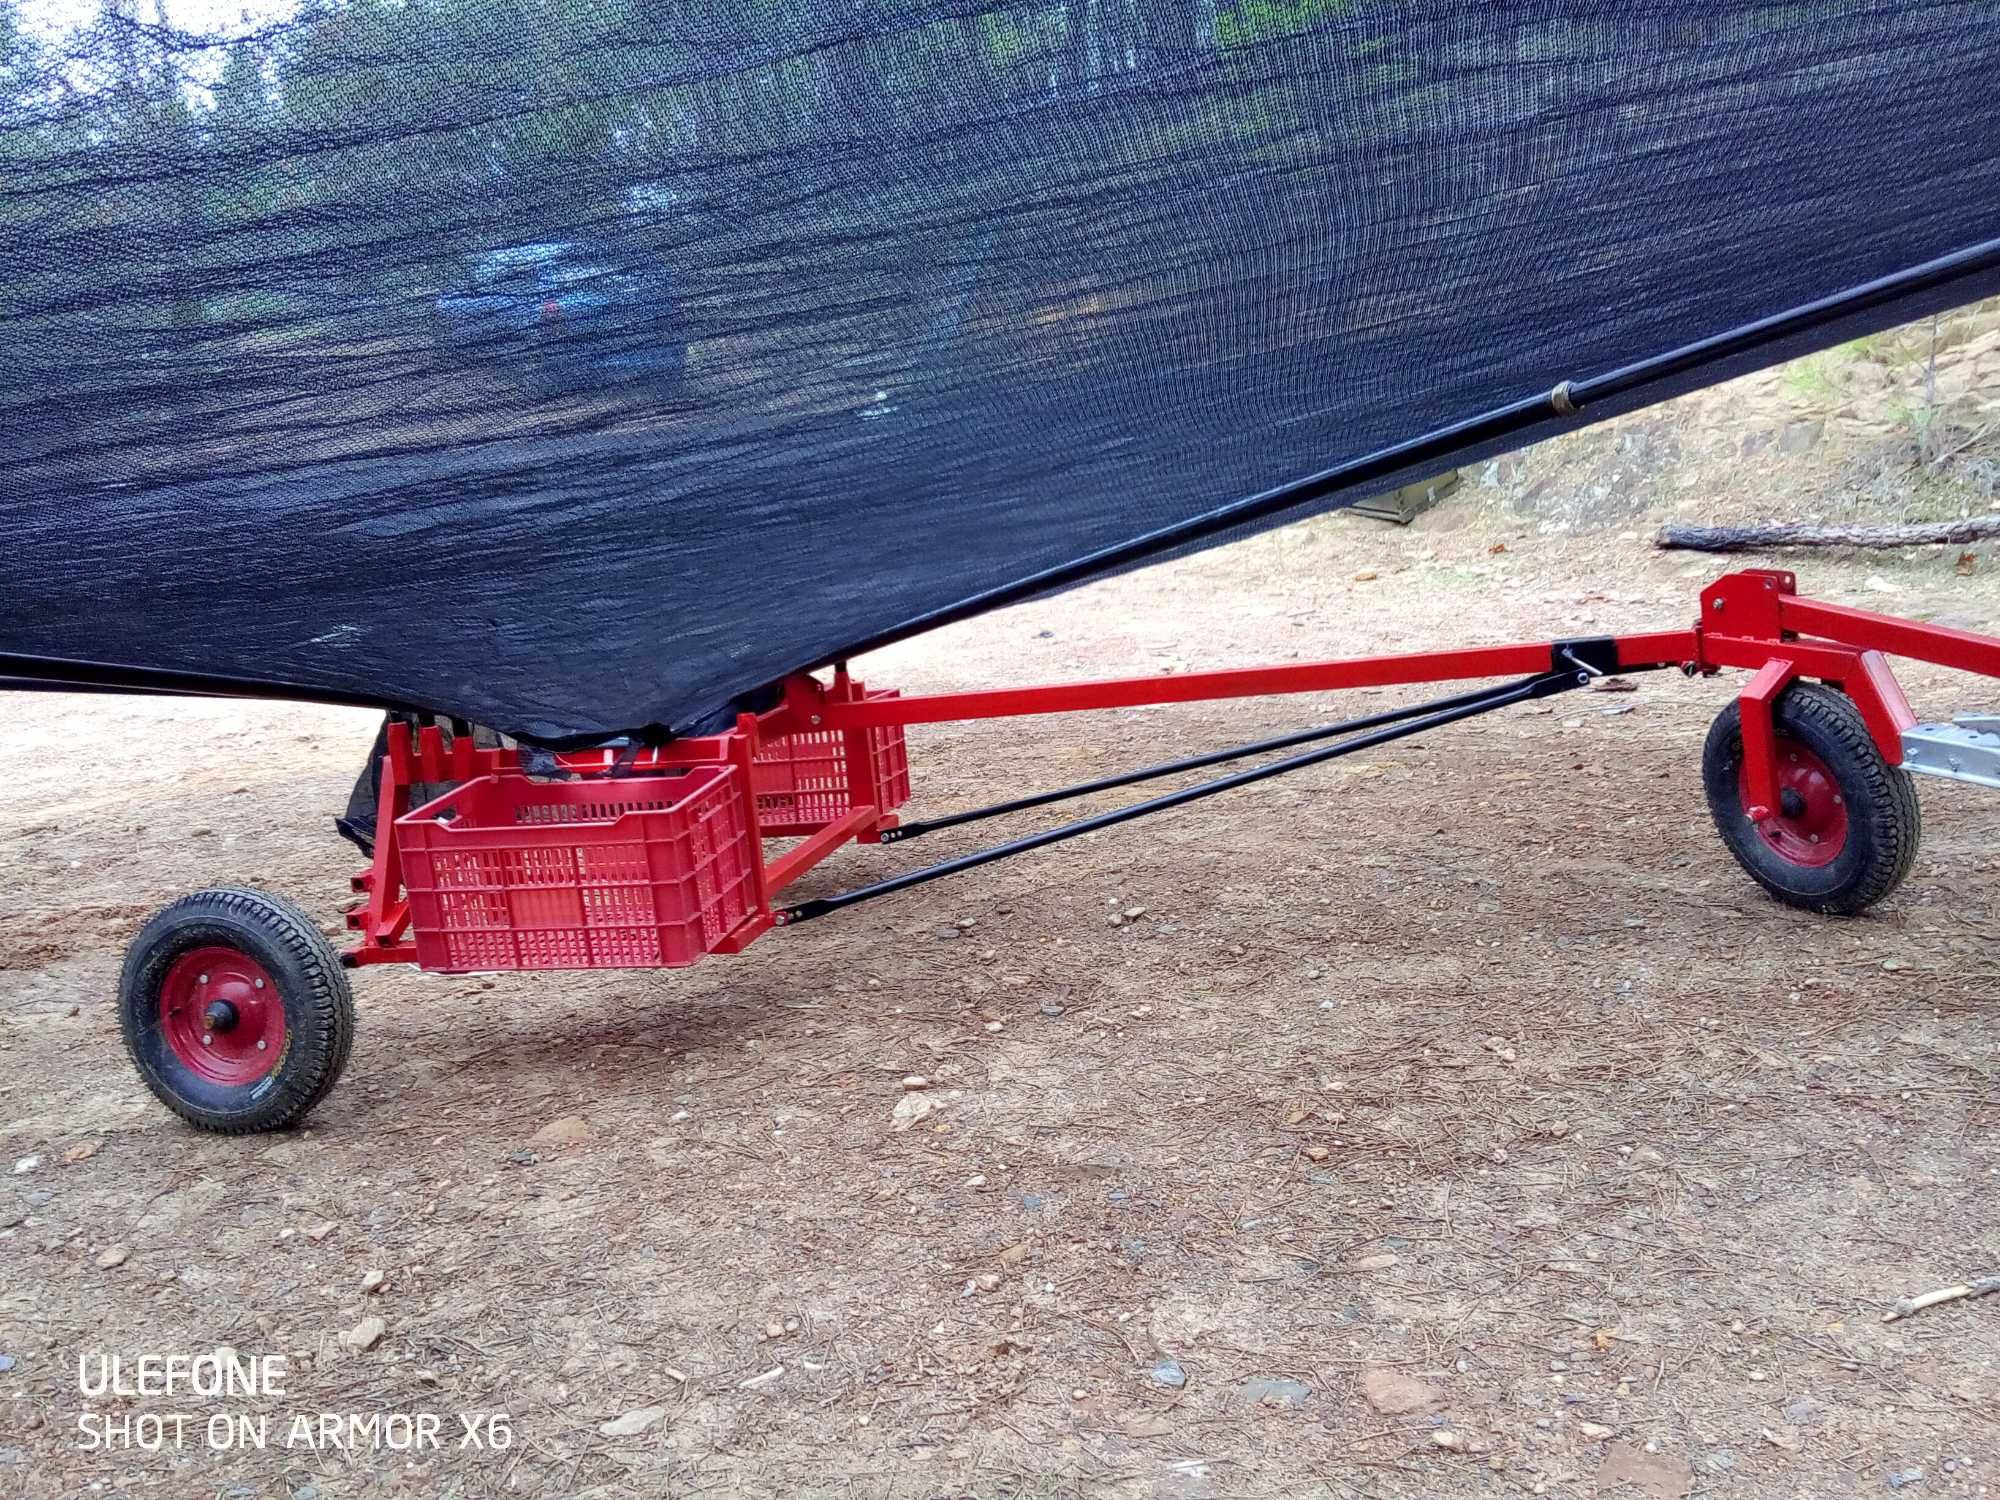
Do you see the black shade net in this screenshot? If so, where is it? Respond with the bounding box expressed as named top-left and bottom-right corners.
top-left (3, 0), bottom-right (1998, 744)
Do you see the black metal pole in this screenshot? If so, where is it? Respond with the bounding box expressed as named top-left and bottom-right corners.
top-left (811, 234), bottom-right (2000, 674)
top-left (0, 651), bottom-right (420, 714)
top-left (778, 669), bottom-right (1575, 924)
top-left (881, 679), bottom-right (1517, 843)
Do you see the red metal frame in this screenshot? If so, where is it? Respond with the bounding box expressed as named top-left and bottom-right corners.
top-left (342, 570), bottom-right (2000, 970)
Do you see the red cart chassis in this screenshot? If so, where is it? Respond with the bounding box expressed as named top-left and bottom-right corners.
top-left (335, 567), bottom-right (2000, 971)
top-left (88, 568), bottom-right (2000, 1131)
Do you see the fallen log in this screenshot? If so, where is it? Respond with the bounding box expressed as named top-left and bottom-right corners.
top-left (1655, 518), bottom-right (2000, 552)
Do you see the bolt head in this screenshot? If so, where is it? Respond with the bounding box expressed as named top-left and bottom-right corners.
top-left (201, 1035), bottom-right (213, 1046)
top-left (256, 1040), bottom-right (267, 1051)
top-left (197, 973), bottom-right (209, 984)
top-left (254, 978), bottom-right (265, 990)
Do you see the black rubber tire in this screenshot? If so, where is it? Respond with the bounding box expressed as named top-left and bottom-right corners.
top-left (119, 888), bottom-right (355, 1133)
top-left (1702, 682), bottom-right (1920, 915)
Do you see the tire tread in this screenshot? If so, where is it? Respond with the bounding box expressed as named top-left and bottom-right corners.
top-left (119, 887), bottom-right (354, 1133)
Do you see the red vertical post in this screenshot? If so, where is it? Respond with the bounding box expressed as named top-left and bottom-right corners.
top-left (1736, 659), bottom-right (1796, 823)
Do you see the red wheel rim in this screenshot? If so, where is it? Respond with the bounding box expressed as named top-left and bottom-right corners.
top-left (158, 947), bottom-right (285, 1085)
top-left (1739, 738), bottom-right (1849, 869)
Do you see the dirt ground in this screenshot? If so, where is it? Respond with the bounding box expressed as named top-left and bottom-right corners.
top-left (3, 333), bottom-right (1999, 1499)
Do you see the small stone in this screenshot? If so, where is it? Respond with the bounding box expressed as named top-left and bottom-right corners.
top-left (1579, 1421), bottom-right (1616, 1440)
top-left (1353, 570), bottom-right (1379, 582)
top-left (1433, 1430), bottom-right (1467, 1453)
top-left (1353, 1252), bottom-right (1399, 1272)
top-left (1125, 1413), bottom-right (1172, 1438)
top-left (1304, 1145), bottom-right (1329, 1161)
top-left (598, 1405), bottom-right (666, 1437)
top-left (1122, 907), bottom-right (1147, 920)
top-left (954, 917), bottom-right (976, 930)
top-left (901, 1075), bottom-right (930, 1091)
top-left (1748, 1369), bottom-right (1767, 1383)
top-left (669, 1109), bottom-right (690, 1123)
top-left (530, 1115), bottom-right (590, 1148)
top-left (974, 1273), bottom-right (1001, 1293)
top-left (11, 1157), bottom-right (38, 1176)
top-left (890, 1093), bottom-right (934, 1132)
top-left (1361, 1368), bottom-right (1438, 1415)
top-left (95, 1245), bottom-right (129, 1270)
top-left (361, 1269), bottom-right (387, 1295)
top-left (984, 1021), bottom-right (1003, 1034)
top-left (61, 1142), bottom-right (99, 1165)
top-left (340, 1316), bottom-right (386, 1352)
top-left (1150, 1358), bottom-right (1186, 1389)
top-left (304, 1221), bottom-right (336, 1243)
top-left (1128, 1005), bottom-right (1152, 1019)
top-left (765, 1320), bottom-right (784, 1340)
top-left (1887, 1468), bottom-right (1924, 1490)
top-left (1631, 1146), bottom-right (1667, 1167)
top-left (965, 1174), bottom-right (988, 1189)
top-left (1778, 419), bottom-right (1824, 455)
top-left (1241, 1377), bottom-right (1310, 1408)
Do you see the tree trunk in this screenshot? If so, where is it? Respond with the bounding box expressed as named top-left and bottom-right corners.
top-left (1656, 518), bottom-right (2000, 553)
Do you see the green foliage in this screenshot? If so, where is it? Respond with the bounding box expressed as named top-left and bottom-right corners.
top-left (1216, 0), bottom-right (1352, 50)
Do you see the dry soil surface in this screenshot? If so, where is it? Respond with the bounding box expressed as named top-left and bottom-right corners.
top-left (3, 417), bottom-right (1999, 1500)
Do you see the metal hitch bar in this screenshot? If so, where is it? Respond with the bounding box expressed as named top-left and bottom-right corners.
top-left (775, 665), bottom-right (1589, 925)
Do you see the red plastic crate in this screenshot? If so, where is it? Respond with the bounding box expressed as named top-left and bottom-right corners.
top-left (396, 766), bottom-right (758, 972)
top-left (752, 693), bottom-right (911, 835)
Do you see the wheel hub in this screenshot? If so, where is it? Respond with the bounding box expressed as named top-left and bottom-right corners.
top-left (159, 947), bottom-right (284, 1084)
top-left (1740, 739), bottom-right (1849, 869)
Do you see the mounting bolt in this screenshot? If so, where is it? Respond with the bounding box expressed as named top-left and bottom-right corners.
top-left (254, 978), bottom-right (265, 990)
top-left (198, 973), bottom-right (209, 984)
top-left (1713, 599), bottom-right (1725, 612)
top-left (201, 1035), bottom-right (213, 1047)
top-left (256, 1040), bottom-right (267, 1051)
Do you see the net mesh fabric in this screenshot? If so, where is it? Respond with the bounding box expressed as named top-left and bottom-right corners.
top-left (3, 1), bottom-right (1997, 740)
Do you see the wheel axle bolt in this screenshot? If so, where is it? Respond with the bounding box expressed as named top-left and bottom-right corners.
top-left (201, 1035), bottom-right (213, 1046)
top-left (254, 978), bottom-right (265, 990)
top-left (198, 973), bottom-right (209, 984)
top-left (256, 1040), bottom-right (267, 1050)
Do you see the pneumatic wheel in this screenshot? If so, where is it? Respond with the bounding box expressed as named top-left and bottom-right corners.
top-left (119, 888), bottom-right (355, 1133)
top-left (1702, 682), bottom-right (1920, 915)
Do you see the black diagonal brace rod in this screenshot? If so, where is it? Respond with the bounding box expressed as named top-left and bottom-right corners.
top-left (877, 680), bottom-right (1519, 845)
top-left (776, 667), bottom-right (1584, 925)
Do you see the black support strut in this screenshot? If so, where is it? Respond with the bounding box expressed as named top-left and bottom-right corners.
top-left (878, 680), bottom-right (1518, 845)
top-left (776, 667), bottom-right (1586, 925)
